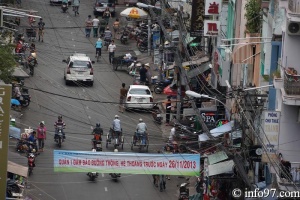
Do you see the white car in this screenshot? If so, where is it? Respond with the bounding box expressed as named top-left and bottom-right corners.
top-left (125, 85), bottom-right (154, 110)
top-left (50, 0), bottom-right (71, 5)
top-left (63, 53), bottom-right (94, 86)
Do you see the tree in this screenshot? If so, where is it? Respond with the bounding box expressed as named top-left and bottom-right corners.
top-left (245, 0), bottom-right (262, 33)
top-left (0, 45), bottom-right (17, 83)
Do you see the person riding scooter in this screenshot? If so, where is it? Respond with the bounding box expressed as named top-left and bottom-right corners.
top-left (111, 115), bottom-right (121, 143)
top-left (103, 27), bottom-right (112, 47)
top-left (61, 0), bottom-right (68, 12)
top-left (135, 118), bottom-right (147, 145)
top-left (54, 116), bottom-right (66, 140)
top-left (92, 123), bottom-right (103, 148)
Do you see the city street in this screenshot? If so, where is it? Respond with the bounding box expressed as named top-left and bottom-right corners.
top-left (8, 0), bottom-right (183, 199)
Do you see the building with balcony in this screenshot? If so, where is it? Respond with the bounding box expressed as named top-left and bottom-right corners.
top-left (270, 0), bottom-right (300, 187)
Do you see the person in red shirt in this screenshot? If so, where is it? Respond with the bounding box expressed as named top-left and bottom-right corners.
top-left (37, 121), bottom-right (46, 152)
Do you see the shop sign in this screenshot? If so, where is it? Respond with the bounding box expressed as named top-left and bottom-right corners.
top-left (249, 145), bottom-right (262, 162)
top-left (262, 111), bottom-right (280, 163)
top-left (205, 0), bottom-right (222, 15)
top-left (204, 20), bottom-right (220, 37)
top-left (190, 0), bottom-right (205, 37)
top-left (201, 111), bottom-right (217, 129)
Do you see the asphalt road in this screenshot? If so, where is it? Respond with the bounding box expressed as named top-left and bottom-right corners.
top-left (8, 0), bottom-right (183, 199)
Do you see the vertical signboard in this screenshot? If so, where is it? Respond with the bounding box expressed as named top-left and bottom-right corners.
top-left (152, 30), bottom-right (160, 50)
top-left (0, 84), bottom-right (12, 199)
top-left (190, 0), bottom-right (205, 37)
top-left (203, 20), bottom-right (220, 37)
top-left (205, 0), bottom-right (222, 15)
top-left (261, 111), bottom-right (280, 163)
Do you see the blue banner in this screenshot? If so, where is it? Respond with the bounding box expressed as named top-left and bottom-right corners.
top-left (152, 30), bottom-right (160, 49)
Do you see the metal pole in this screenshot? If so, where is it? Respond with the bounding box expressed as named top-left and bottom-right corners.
top-left (148, 16), bottom-right (151, 56)
top-left (176, 66), bottom-right (181, 120)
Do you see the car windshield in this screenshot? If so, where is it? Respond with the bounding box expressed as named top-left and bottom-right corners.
top-left (96, 0), bottom-right (114, 4)
top-left (129, 89), bottom-right (151, 95)
top-left (70, 61), bottom-right (91, 68)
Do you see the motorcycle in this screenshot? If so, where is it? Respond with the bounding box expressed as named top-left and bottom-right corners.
top-left (61, 3), bottom-right (68, 13)
top-left (152, 104), bottom-right (163, 124)
top-left (137, 38), bottom-right (148, 52)
top-left (92, 133), bottom-right (102, 151)
top-left (104, 38), bottom-right (112, 50)
top-left (154, 78), bottom-right (174, 94)
top-left (178, 178), bottom-right (190, 200)
top-left (87, 172), bottom-right (99, 181)
top-left (6, 180), bottom-right (22, 198)
top-left (109, 173), bottom-right (121, 181)
top-left (120, 30), bottom-right (129, 44)
top-left (28, 153), bottom-right (36, 176)
top-left (54, 125), bottom-right (64, 148)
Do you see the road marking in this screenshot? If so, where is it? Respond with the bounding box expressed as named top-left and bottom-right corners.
top-left (104, 187), bottom-right (108, 192)
top-left (102, 173), bottom-right (104, 177)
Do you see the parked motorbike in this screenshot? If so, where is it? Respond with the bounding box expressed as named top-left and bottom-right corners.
top-left (178, 179), bottom-right (190, 200)
top-left (6, 180), bottom-right (22, 198)
top-left (54, 125), bottom-right (64, 148)
top-left (152, 104), bottom-right (163, 124)
top-left (61, 3), bottom-right (68, 13)
top-left (28, 153), bottom-right (36, 176)
top-left (120, 30), bottom-right (129, 44)
top-left (154, 78), bottom-right (174, 94)
top-left (87, 172), bottom-right (99, 181)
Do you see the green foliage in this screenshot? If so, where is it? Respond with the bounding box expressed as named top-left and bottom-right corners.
top-left (245, 0), bottom-right (262, 33)
top-left (0, 45), bottom-right (17, 83)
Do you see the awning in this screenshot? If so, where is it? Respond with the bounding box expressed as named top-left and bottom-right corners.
top-left (210, 121), bottom-right (234, 135)
top-left (182, 56), bottom-right (210, 67)
top-left (9, 126), bottom-right (21, 139)
top-left (12, 67), bottom-right (29, 78)
top-left (232, 43), bottom-right (254, 64)
top-left (7, 161), bottom-right (28, 177)
top-left (208, 160), bottom-right (234, 176)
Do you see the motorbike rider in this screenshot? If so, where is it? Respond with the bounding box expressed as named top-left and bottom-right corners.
top-left (103, 27), bottom-right (112, 43)
top-left (62, 0), bottom-right (68, 8)
top-left (54, 116), bottom-right (66, 140)
top-left (92, 123), bottom-right (103, 147)
top-left (135, 118), bottom-right (147, 144)
top-left (112, 115), bottom-right (121, 142)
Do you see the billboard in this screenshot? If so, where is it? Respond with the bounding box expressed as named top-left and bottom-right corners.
top-left (190, 0), bottom-right (205, 37)
top-left (54, 150), bottom-right (200, 176)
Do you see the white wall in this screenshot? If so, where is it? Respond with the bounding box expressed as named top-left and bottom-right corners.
top-left (282, 34), bottom-right (300, 70)
top-left (278, 102), bottom-right (300, 162)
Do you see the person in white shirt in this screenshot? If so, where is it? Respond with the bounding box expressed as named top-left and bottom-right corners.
top-left (135, 118), bottom-right (147, 145)
top-left (107, 40), bottom-right (116, 64)
top-left (92, 16), bottom-right (100, 38)
top-left (112, 115), bottom-right (122, 141)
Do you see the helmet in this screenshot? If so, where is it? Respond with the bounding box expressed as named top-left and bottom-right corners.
top-left (32, 149), bottom-right (36, 153)
top-left (114, 149), bottom-right (118, 152)
top-left (40, 121), bottom-right (44, 125)
top-left (139, 118), bottom-right (143, 122)
top-left (58, 116), bottom-right (62, 120)
top-left (96, 123), bottom-right (100, 127)
top-left (29, 153), bottom-right (35, 158)
top-left (115, 115), bottom-right (119, 118)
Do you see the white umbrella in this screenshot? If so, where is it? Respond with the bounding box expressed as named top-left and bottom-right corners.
top-left (120, 7), bottom-right (148, 19)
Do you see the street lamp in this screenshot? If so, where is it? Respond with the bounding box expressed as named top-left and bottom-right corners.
top-left (185, 90), bottom-right (231, 120)
top-left (136, 2), bottom-right (161, 56)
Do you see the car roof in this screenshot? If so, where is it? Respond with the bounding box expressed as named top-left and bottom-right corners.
top-left (70, 54), bottom-right (91, 62)
top-left (129, 85), bottom-right (150, 89)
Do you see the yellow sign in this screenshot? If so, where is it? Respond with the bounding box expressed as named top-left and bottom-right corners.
top-left (0, 84), bottom-right (12, 200)
top-left (128, 8), bottom-right (140, 19)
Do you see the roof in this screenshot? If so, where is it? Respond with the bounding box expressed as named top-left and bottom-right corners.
top-left (8, 161), bottom-right (28, 177)
top-left (129, 85), bottom-right (150, 89)
top-left (70, 53), bottom-right (91, 62)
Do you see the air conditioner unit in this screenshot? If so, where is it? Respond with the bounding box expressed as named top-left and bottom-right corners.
top-left (287, 21), bottom-right (300, 35)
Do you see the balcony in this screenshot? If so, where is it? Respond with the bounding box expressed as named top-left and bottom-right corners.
top-left (274, 67), bottom-right (300, 105)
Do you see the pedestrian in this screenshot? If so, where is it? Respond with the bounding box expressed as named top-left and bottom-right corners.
top-left (139, 64), bottom-right (147, 84)
top-left (99, 18), bottom-right (107, 35)
top-left (85, 15), bottom-right (93, 37)
top-left (37, 18), bottom-right (45, 42)
top-left (12, 83), bottom-right (21, 101)
top-left (119, 83), bottom-right (127, 113)
top-left (95, 38), bottom-right (103, 57)
top-left (37, 121), bottom-right (46, 152)
top-left (159, 174), bottom-right (166, 192)
top-left (165, 96), bottom-right (171, 125)
top-left (113, 18), bottom-right (120, 39)
top-left (145, 63), bottom-right (152, 86)
top-left (102, 7), bottom-right (111, 24)
top-left (107, 40), bottom-right (116, 64)
top-left (72, 0), bottom-right (80, 15)
top-left (92, 16), bottom-right (100, 38)
top-left (164, 145), bottom-right (172, 180)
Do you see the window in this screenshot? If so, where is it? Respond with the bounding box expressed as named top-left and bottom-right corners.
top-left (129, 89), bottom-right (151, 95)
top-left (71, 60), bottom-right (91, 68)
